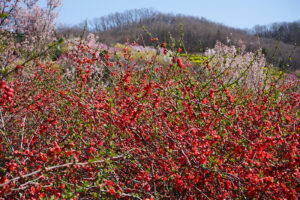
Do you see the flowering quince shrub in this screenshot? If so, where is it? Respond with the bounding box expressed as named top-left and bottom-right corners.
top-left (0, 4), bottom-right (299, 199)
top-left (0, 35), bottom-right (299, 200)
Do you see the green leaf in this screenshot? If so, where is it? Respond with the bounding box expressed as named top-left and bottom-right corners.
top-left (31, 51), bottom-right (37, 58)
top-left (58, 37), bottom-right (65, 44)
top-left (1, 67), bottom-right (7, 75)
top-left (48, 41), bottom-right (53, 47)
top-left (0, 13), bottom-right (9, 18)
top-left (49, 195), bottom-right (56, 200)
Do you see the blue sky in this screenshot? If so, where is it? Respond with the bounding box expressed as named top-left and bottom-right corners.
top-left (45, 0), bottom-right (300, 29)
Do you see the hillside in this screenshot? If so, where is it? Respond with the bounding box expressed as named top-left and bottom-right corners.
top-left (56, 8), bottom-right (300, 71)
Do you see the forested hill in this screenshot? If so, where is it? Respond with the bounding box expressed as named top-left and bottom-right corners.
top-left (252, 21), bottom-right (300, 46)
top-left (56, 8), bottom-right (300, 71)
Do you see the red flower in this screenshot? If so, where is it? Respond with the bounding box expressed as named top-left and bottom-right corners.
top-left (60, 90), bottom-right (66, 97)
top-left (163, 48), bottom-right (168, 55)
top-left (16, 65), bottom-right (22, 70)
top-left (237, 128), bottom-right (242, 135)
top-left (202, 97), bottom-right (208, 104)
top-left (209, 89), bottom-right (215, 99)
top-left (0, 80), bottom-right (5, 88)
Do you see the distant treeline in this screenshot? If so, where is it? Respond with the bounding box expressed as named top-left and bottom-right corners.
top-left (56, 8), bottom-right (300, 71)
top-left (252, 21), bottom-right (300, 46)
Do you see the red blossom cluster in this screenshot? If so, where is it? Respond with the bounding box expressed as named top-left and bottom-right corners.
top-left (0, 38), bottom-right (299, 199)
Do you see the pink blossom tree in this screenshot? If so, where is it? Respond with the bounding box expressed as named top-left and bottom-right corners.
top-left (0, 0), bottom-right (61, 71)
